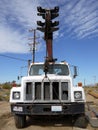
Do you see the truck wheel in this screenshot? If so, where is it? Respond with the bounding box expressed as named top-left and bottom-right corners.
top-left (14, 114), bottom-right (26, 128)
top-left (74, 115), bottom-right (88, 128)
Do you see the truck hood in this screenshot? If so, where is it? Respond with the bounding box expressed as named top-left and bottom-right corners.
top-left (22, 74), bottom-right (71, 82)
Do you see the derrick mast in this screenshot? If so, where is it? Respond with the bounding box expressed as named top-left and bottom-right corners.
top-left (37, 6), bottom-right (59, 62)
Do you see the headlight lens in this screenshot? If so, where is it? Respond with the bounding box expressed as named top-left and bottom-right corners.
top-left (13, 92), bottom-right (20, 99)
top-left (74, 91), bottom-right (82, 100)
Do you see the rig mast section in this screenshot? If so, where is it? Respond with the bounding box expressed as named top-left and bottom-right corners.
top-left (37, 6), bottom-right (59, 62)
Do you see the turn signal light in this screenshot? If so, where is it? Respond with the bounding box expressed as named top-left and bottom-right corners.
top-left (78, 82), bottom-right (82, 87)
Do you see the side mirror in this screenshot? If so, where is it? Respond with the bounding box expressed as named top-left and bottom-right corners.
top-left (17, 76), bottom-right (20, 80)
top-left (17, 76), bottom-right (22, 80)
top-left (73, 66), bottom-right (78, 78)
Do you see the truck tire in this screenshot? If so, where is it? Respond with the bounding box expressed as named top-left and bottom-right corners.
top-left (74, 115), bottom-right (88, 128)
top-left (14, 114), bottom-right (26, 128)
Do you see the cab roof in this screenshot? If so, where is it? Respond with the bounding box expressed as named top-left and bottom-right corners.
top-left (30, 61), bottom-right (69, 66)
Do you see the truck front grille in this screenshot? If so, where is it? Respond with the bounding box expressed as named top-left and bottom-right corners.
top-left (25, 81), bottom-right (68, 101)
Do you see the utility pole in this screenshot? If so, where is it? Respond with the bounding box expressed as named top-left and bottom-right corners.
top-left (84, 79), bottom-right (86, 87)
top-left (93, 76), bottom-right (96, 86)
top-left (29, 29), bottom-right (39, 63)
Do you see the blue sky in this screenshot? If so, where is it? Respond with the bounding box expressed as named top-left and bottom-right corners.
top-left (0, 0), bottom-right (98, 85)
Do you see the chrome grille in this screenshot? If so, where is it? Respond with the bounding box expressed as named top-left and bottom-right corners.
top-left (25, 81), bottom-right (69, 101)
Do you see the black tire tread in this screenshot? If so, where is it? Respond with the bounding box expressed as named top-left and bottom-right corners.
top-left (14, 114), bottom-right (26, 128)
top-left (74, 115), bottom-right (88, 128)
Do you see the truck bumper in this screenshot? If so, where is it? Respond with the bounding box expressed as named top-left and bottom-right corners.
top-left (11, 103), bottom-right (85, 116)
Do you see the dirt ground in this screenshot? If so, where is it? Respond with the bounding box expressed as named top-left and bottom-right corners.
top-left (0, 93), bottom-right (98, 130)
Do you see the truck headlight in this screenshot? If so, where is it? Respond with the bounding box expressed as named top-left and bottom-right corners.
top-left (13, 92), bottom-right (20, 99)
top-left (74, 91), bottom-right (82, 100)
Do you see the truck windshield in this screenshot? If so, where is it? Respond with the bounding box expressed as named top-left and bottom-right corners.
top-left (29, 64), bottom-right (69, 76)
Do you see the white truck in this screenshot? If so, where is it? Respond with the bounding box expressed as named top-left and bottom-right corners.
top-left (10, 6), bottom-right (86, 128)
top-left (10, 62), bottom-right (86, 128)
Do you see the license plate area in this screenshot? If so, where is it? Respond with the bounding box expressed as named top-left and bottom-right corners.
top-left (13, 106), bottom-right (23, 112)
top-left (51, 106), bottom-right (62, 112)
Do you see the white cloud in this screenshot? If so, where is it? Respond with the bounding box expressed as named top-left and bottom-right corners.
top-left (0, 0), bottom-right (40, 53)
top-left (59, 0), bottom-right (98, 39)
top-left (0, 25), bottom-right (28, 53)
top-left (0, 0), bottom-right (39, 28)
top-left (0, 0), bottom-right (98, 53)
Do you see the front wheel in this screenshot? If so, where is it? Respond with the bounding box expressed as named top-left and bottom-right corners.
top-left (74, 115), bottom-right (88, 128)
top-left (14, 114), bottom-right (26, 128)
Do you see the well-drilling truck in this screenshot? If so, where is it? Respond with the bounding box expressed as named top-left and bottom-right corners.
top-left (10, 6), bottom-right (86, 128)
